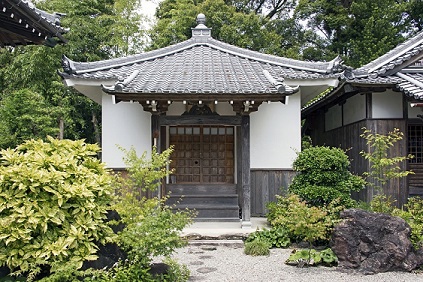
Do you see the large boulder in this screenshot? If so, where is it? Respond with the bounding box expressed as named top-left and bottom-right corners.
top-left (330, 208), bottom-right (423, 274)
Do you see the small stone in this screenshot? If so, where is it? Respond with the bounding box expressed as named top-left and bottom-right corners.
top-left (190, 261), bottom-right (204, 266)
top-left (197, 267), bottom-right (217, 274)
top-left (201, 246), bottom-right (217, 251)
top-left (199, 255), bottom-right (214, 260)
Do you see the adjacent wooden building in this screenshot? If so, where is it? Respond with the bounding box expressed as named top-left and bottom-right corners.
top-left (60, 14), bottom-right (342, 226)
top-left (302, 31), bottom-right (423, 207)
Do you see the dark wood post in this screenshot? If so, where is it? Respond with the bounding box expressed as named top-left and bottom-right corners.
top-left (241, 115), bottom-right (252, 228)
top-left (151, 114), bottom-right (160, 150)
top-left (151, 113), bottom-right (161, 198)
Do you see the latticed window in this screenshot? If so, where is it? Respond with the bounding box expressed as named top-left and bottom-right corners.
top-left (408, 124), bottom-right (423, 163)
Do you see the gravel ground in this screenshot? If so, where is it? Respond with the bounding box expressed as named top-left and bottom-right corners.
top-left (167, 243), bottom-right (423, 282)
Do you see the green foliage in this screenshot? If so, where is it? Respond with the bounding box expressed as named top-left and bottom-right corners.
top-left (152, 0), bottom-right (327, 60)
top-left (267, 194), bottom-right (338, 245)
top-left (360, 127), bottom-right (414, 193)
top-left (0, 89), bottom-right (59, 149)
top-left (392, 197), bottom-right (423, 249)
top-left (286, 248), bottom-right (338, 267)
top-left (110, 146), bottom-right (192, 280)
top-left (160, 258), bottom-right (190, 282)
top-left (363, 196), bottom-right (423, 249)
top-left (0, 138), bottom-right (115, 280)
top-left (289, 146), bottom-right (365, 208)
top-left (244, 239), bottom-right (270, 256)
top-left (369, 194), bottom-right (397, 214)
top-left (0, 0), bottom-right (146, 147)
top-left (245, 226), bottom-right (291, 248)
top-left (295, 0), bottom-right (418, 67)
top-left (119, 146), bottom-right (174, 192)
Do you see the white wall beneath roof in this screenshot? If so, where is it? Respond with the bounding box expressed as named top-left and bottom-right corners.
top-left (409, 103), bottom-right (422, 118)
top-left (343, 94), bottom-right (366, 125)
top-left (102, 93), bottom-right (151, 168)
top-left (250, 93), bottom-right (301, 169)
top-left (325, 104), bottom-right (342, 131)
top-left (372, 90), bottom-right (403, 118)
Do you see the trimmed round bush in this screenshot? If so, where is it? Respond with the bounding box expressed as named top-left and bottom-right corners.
top-left (289, 146), bottom-right (365, 208)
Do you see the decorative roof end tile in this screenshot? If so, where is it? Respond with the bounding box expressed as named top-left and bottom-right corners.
top-left (263, 70), bottom-right (299, 95)
top-left (192, 13), bottom-right (211, 41)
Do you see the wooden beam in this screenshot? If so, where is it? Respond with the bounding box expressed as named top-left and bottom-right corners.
top-left (241, 115), bottom-right (251, 228)
top-left (159, 115), bottom-right (242, 126)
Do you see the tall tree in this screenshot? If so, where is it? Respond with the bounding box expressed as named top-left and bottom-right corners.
top-left (0, 0), bottom-right (146, 149)
top-left (149, 0), bottom-right (315, 59)
top-left (225, 0), bottom-right (297, 19)
top-left (0, 89), bottom-right (58, 149)
top-left (295, 0), bottom-right (421, 67)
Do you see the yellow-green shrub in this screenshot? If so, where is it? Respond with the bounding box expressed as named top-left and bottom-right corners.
top-left (0, 137), bottom-right (115, 280)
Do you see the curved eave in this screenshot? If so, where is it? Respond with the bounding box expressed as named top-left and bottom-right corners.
top-left (7, 0), bottom-right (68, 44)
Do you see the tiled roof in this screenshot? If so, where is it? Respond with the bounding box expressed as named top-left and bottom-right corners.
top-left (0, 0), bottom-right (67, 47)
top-left (353, 31), bottom-right (423, 78)
top-left (302, 30), bottom-right (423, 114)
top-left (60, 14), bottom-right (343, 96)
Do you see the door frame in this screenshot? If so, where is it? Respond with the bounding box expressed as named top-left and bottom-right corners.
top-left (154, 114), bottom-right (251, 225)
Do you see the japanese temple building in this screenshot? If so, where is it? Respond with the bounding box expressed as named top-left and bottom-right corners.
top-left (60, 14), bottom-right (343, 226)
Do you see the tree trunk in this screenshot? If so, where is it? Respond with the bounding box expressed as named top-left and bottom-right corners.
top-left (58, 118), bottom-right (64, 140)
top-left (92, 111), bottom-right (101, 145)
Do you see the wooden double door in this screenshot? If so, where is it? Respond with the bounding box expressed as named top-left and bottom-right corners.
top-left (169, 125), bottom-right (235, 184)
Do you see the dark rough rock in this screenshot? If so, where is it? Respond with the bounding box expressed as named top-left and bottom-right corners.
top-left (0, 266), bottom-right (10, 278)
top-left (149, 263), bottom-right (169, 277)
top-left (330, 208), bottom-right (423, 274)
top-left (82, 242), bottom-right (127, 270)
top-left (82, 210), bottom-right (127, 270)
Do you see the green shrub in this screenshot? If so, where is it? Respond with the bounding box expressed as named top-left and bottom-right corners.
top-left (0, 138), bottom-right (115, 280)
top-left (286, 248), bottom-right (338, 267)
top-left (369, 194), bottom-right (397, 214)
top-left (289, 146), bottom-right (365, 208)
top-left (244, 239), bottom-right (271, 256)
top-left (392, 197), bottom-right (423, 249)
top-left (364, 196), bottom-right (423, 249)
top-left (245, 226), bottom-right (290, 248)
top-left (360, 127), bottom-right (414, 192)
top-left (267, 194), bottom-right (339, 245)
top-left (110, 146), bottom-right (192, 281)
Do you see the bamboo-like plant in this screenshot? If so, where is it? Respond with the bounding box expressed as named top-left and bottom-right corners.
top-left (360, 127), bottom-right (414, 193)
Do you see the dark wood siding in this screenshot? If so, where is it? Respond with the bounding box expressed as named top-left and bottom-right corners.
top-left (308, 113), bottom-right (408, 206)
top-left (250, 169), bottom-right (296, 216)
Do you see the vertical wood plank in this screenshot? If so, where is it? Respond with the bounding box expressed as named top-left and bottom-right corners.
top-left (241, 115), bottom-right (251, 224)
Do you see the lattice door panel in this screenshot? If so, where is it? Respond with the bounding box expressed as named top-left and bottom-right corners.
top-left (169, 126), bottom-right (234, 184)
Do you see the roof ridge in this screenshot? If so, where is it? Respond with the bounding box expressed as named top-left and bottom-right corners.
top-left (357, 30), bottom-right (423, 75)
top-left (63, 36), bottom-right (343, 75)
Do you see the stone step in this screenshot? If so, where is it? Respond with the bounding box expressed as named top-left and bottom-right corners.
top-left (173, 204), bottom-right (240, 219)
top-left (167, 194), bottom-right (239, 206)
top-left (167, 184), bottom-right (236, 195)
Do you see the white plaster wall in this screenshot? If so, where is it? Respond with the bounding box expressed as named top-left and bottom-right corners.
top-left (215, 102), bottom-right (235, 115)
top-left (250, 93), bottom-right (301, 169)
top-left (372, 90), bottom-right (403, 119)
top-left (343, 94), bottom-right (366, 125)
top-left (102, 93), bottom-right (151, 168)
top-left (408, 103), bottom-right (422, 119)
top-left (325, 104), bottom-right (342, 131)
top-left (167, 102), bottom-right (186, 115)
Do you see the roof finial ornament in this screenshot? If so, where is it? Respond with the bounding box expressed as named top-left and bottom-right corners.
top-left (197, 13), bottom-right (206, 25)
top-left (192, 13), bottom-right (211, 39)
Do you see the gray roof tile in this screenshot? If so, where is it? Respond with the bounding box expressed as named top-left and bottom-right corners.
top-left (60, 16), bottom-right (343, 96)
